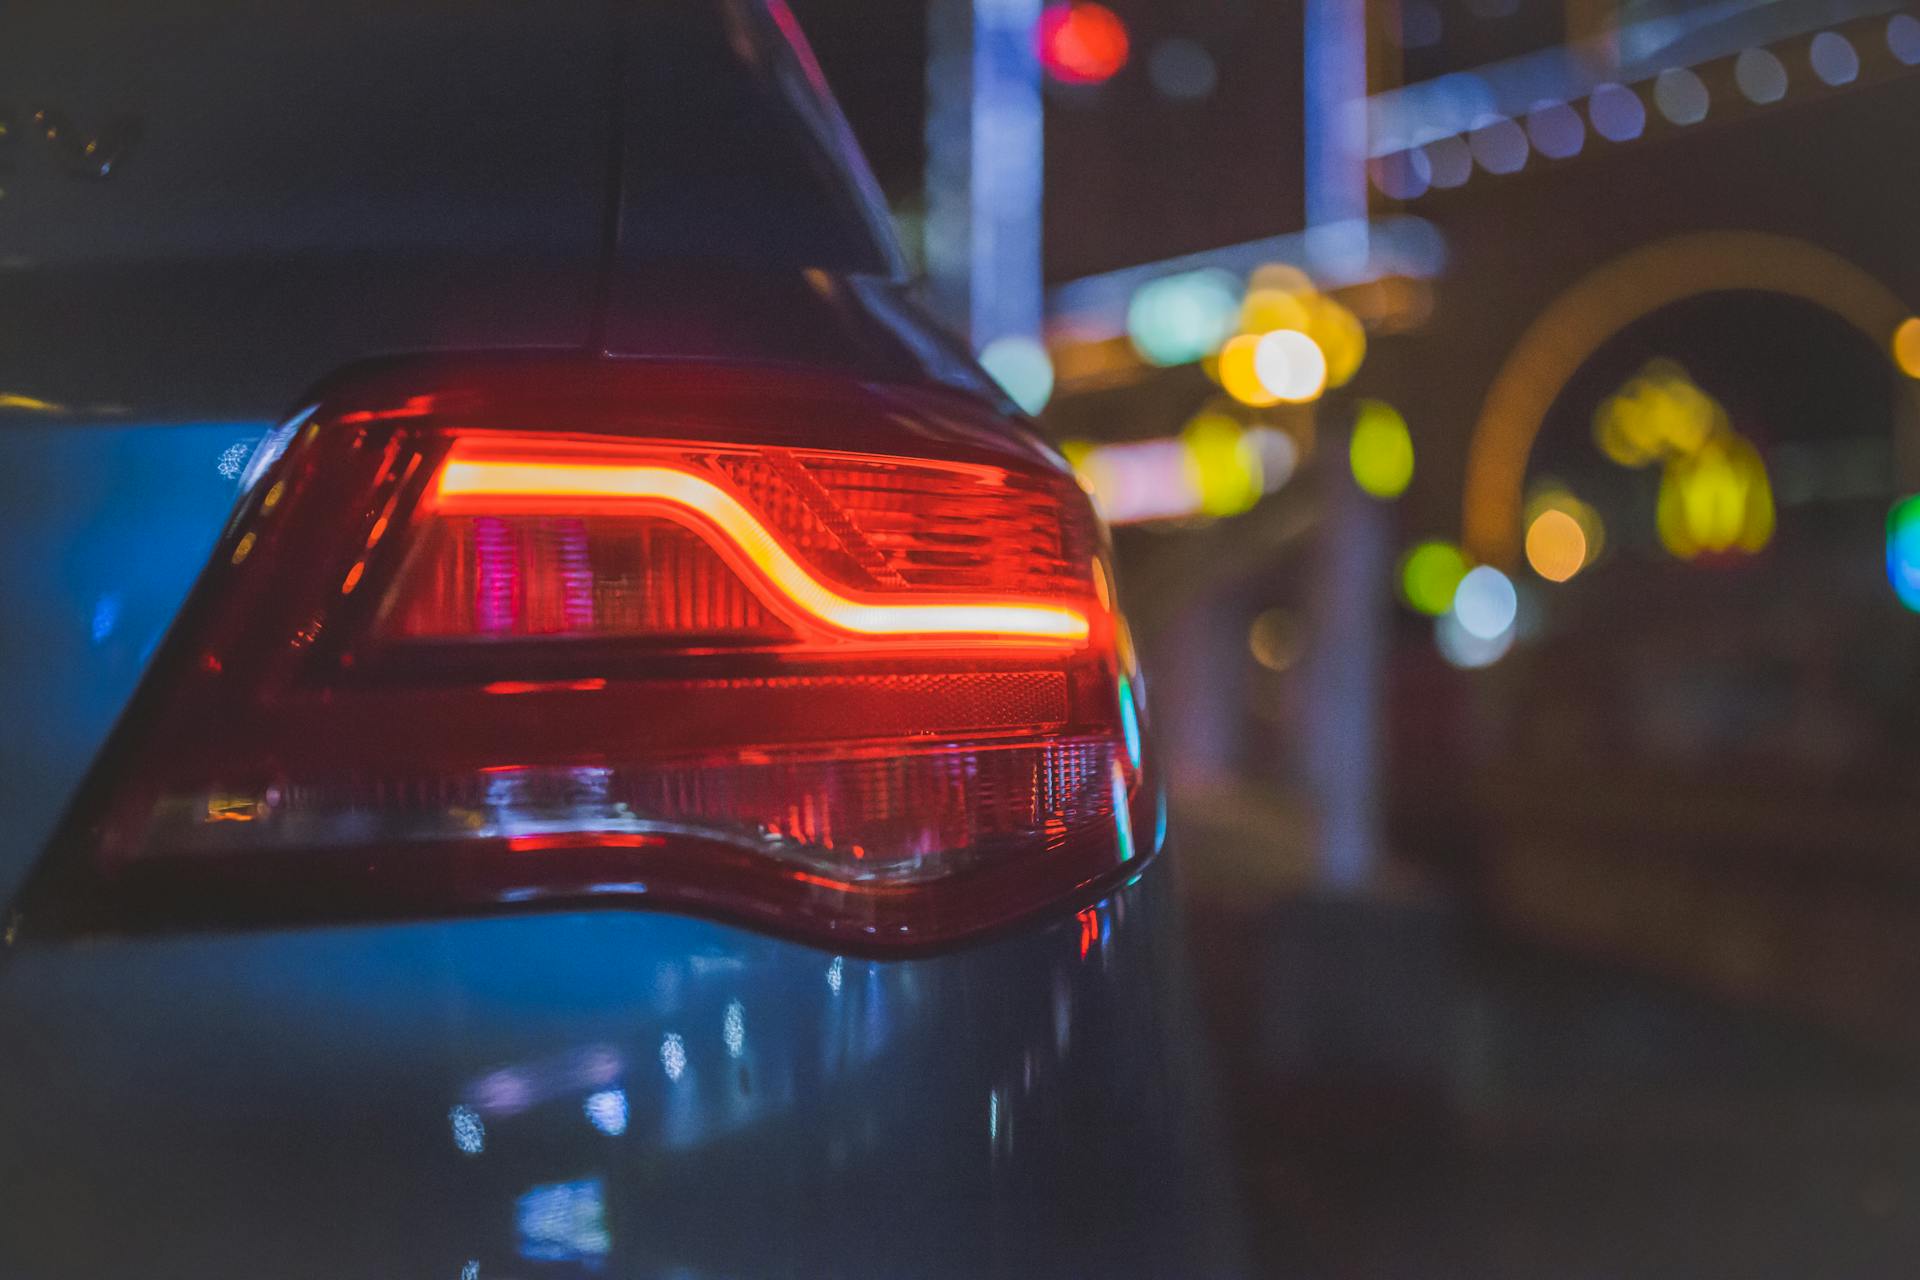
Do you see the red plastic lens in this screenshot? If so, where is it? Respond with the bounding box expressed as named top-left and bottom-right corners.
top-left (28, 359), bottom-right (1153, 949)
top-left (385, 437), bottom-right (1091, 649)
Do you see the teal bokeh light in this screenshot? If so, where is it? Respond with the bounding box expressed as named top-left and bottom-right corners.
top-left (1887, 495), bottom-right (1920, 610)
top-left (1126, 269), bottom-right (1241, 367)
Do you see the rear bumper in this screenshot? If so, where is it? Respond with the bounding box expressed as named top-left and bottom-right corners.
top-left (0, 863), bottom-right (1242, 1278)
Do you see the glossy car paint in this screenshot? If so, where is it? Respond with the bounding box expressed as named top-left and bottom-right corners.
top-left (0, 2), bottom-right (1239, 1274)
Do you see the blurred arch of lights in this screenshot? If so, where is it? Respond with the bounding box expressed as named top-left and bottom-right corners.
top-left (1462, 231), bottom-right (1920, 567)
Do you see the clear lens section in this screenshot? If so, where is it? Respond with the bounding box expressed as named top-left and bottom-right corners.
top-left (138, 738), bottom-right (1123, 885)
top-left (386, 515), bottom-right (793, 642)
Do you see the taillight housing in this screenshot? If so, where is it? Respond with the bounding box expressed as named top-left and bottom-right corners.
top-left (20, 358), bottom-right (1154, 950)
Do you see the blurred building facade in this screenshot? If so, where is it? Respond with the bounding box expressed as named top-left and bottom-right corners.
top-left (800, 0), bottom-right (1920, 1047)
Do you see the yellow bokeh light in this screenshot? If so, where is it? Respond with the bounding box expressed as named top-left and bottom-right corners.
top-left (1219, 333), bottom-right (1281, 407)
top-left (1349, 400), bottom-right (1413, 499)
top-left (1656, 433), bottom-right (1775, 559)
top-left (1894, 317), bottom-right (1920, 379)
top-left (1306, 294), bottom-right (1367, 388)
top-left (1241, 288), bottom-right (1311, 336)
top-left (1182, 412), bottom-right (1264, 516)
top-left (1248, 263), bottom-right (1314, 296)
top-left (1593, 359), bottom-right (1725, 467)
top-left (1525, 508), bottom-right (1588, 582)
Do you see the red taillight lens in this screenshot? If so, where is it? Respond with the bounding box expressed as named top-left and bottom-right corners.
top-left (29, 359), bottom-right (1152, 949)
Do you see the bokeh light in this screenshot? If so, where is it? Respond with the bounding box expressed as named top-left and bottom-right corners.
top-left (1893, 317), bottom-right (1920, 377)
top-left (1594, 359), bottom-right (1725, 466)
top-left (1038, 3), bottom-right (1131, 86)
top-left (1252, 329), bottom-right (1329, 403)
top-left (1423, 135), bottom-right (1474, 187)
top-left (1436, 608), bottom-right (1515, 668)
top-left (978, 335), bottom-right (1055, 415)
top-left (1526, 100), bottom-right (1585, 159)
top-left (1656, 433), bottom-right (1775, 559)
top-left (1886, 495), bottom-right (1920, 610)
top-left (1400, 540), bottom-right (1469, 615)
top-left (1453, 565), bottom-right (1518, 640)
top-left (1349, 400), bottom-right (1414, 499)
top-left (1127, 269), bottom-right (1241, 366)
top-left (1219, 333), bottom-right (1281, 407)
top-left (1370, 149), bottom-right (1432, 200)
top-left (1468, 114), bottom-right (1529, 174)
top-left (1524, 487), bottom-right (1605, 577)
top-left (1247, 608), bottom-right (1306, 672)
top-left (1309, 294), bottom-right (1368, 387)
top-left (1734, 48), bottom-right (1788, 104)
top-left (1654, 68), bottom-right (1710, 125)
top-left (1890, 13), bottom-right (1920, 65)
top-left (1148, 38), bottom-right (1217, 100)
top-left (1809, 31), bottom-right (1859, 86)
top-left (1183, 412), bottom-right (1264, 516)
top-left (1525, 508), bottom-right (1587, 582)
top-left (1241, 283), bottom-right (1312, 336)
top-left (1587, 83), bottom-right (1646, 142)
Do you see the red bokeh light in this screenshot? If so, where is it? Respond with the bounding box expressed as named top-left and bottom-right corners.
top-left (1038, 2), bottom-right (1131, 86)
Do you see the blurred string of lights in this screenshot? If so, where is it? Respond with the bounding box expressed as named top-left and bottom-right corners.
top-left (1062, 261), bottom-right (1413, 524)
top-left (1367, 12), bottom-right (1918, 202)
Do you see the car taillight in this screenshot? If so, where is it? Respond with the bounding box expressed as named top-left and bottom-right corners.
top-left (21, 358), bottom-right (1153, 949)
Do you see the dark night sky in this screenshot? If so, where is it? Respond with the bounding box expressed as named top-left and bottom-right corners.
top-left (790, 0), bottom-right (1308, 284)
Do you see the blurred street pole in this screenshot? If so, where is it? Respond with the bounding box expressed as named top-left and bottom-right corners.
top-left (923, 0), bottom-right (1045, 352)
top-left (1303, 0), bottom-right (1371, 276)
top-left (1302, 424), bottom-right (1390, 891)
top-left (1302, 0), bottom-right (1387, 891)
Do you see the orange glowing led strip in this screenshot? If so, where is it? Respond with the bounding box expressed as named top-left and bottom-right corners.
top-left (430, 452), bottom-right (1091, 648)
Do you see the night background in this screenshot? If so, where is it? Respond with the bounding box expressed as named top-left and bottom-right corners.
top-left (800, 0), bottom-right (1920, 1272)
top-left (6, 0), bottom-right (1920, 1273)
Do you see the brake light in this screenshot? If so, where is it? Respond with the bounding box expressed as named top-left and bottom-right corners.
top-left (22, 359), bottom-right (1154, 949)
top-left (417, 442), bottom-right (1090, 646)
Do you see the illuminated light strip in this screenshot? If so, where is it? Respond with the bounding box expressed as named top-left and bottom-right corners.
top-left (431, 456), bottom-right (1091, 647)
